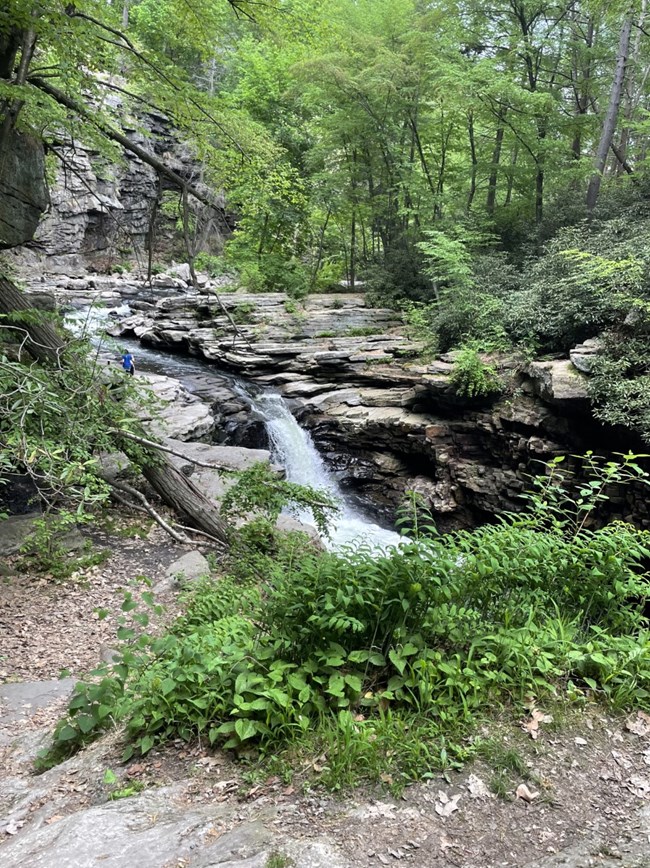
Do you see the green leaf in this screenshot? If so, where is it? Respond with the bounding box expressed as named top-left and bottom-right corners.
top-left (388, 649), bottom-right (406, 676)
top-left (326, 673), bottom-right (345, 697)
top-left (344, 674), bottom-right (362, 692)
top-left (160, 677), bottom-right (176, 695)
top-left (57, 724), bottom-right (78, 741)
top-left (76, 714), bottom-right (96, 734)
top-left (235, 718), bottom-right (258, 742)
top-left (139, 735), bottom-right (155, 755)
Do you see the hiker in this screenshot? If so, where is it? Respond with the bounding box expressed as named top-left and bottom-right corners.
top-left (121, 349), bottom-right (135, 376)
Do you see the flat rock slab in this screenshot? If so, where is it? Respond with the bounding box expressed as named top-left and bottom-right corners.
top-left (0, 678), bottom-right (76, 726)
top-left (0, 785), bottom-right (350, 868)
top-left (526, 805), bottom-right (650, 867)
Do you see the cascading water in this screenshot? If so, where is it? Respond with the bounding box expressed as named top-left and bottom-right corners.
top-left (64, 303), bottom-right (132, 338)
top-left (247, 392), bottom-right (403, 552)
top-left (67, 302), bottom-right (403, 551)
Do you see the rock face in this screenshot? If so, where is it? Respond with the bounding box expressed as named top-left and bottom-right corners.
top-left (10, 110), bottom-right (225, 275)
top-left (0, 129), bottom-right (49, 249)
top-left (106, 289), bottom-right (650, 530)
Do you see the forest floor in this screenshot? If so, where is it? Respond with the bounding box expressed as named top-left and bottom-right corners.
top-left (1, 521), bottom-right (650, 867)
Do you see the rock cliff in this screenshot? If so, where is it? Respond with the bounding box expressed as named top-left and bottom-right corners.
top-left (0, 129), bottom-right (49, 249)
top-left (108, 288), bottom-right (649, 530)
top-left (8, 107), bottom-right (225, 276)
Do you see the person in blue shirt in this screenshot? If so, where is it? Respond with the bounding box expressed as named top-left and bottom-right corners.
top-left (121, 350), bottom-right (135, 376)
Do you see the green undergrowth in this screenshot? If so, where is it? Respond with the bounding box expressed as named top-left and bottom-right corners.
top-left (38, 455), bottom-right (650, 792)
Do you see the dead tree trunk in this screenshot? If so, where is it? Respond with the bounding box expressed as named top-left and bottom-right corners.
top-left (586, 13), bottom-right (633, 212)
top-left (139, 451), bottom-right (230, 545)
top-left (0, 276), bottom-right (66, 364)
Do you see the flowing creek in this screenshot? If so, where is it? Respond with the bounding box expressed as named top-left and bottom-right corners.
top-left (66, 303), bottom-right (402, 551)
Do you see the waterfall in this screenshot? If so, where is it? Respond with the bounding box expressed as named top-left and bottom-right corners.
top-left (247, 392), bottom-right (403, 552)
top-left (67, 302), bottom-right (403, 551)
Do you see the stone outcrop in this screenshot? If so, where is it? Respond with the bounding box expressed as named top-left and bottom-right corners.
top-left (112, 291), bottom-right (419, 378)
top-left (105, 288), bottom-right (650, 530)
top-left (0, 129), bottom-right (49, 249)
top-left (9, 107), bottom-right (225, 276)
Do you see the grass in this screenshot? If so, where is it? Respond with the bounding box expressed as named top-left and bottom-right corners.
top-left (266, 854), bottom-right (294, 868)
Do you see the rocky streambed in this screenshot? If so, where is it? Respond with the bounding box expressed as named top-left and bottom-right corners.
top-left (15, 268), bottom-right (649, 530)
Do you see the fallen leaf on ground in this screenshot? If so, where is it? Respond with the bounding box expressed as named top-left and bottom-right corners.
top-left (435, 793), bottom-right (461, 817)
top-left (45, 815), bottom-right (63, 825)
top-left (625, 712), bottom-right (650, 738)
top-left (467, 774), bottom-right (491, 799)
top-left (515, 783), bottom-right (540, 803)
top-left (521, 708), bottom-right (553, 740)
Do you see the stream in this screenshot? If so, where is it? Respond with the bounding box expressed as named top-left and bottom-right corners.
top-left (66, 303), bottom-right (403, 551)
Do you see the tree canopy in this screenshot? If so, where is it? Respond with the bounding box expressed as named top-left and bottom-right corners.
top-left (3, 0), bottom-right (650, 296)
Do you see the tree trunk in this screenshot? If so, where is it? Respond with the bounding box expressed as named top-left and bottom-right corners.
top-left (570, 17), bottom-right (594, 161)
top-left (486, 114), bottom-right (505, 215)
top-left (586, 14), bottom-right (633, 212)
top-left (505, 147), bottom-right (518, 206)
top-left (466, 111), bottom-right (477, 213)
top-left (0, 276), bottom-right (66, 364)
top-left (615, 0), bottom-right (647, 174)
top-left (349, 210), bottom-right (356, 291)
top-left (139, 451), bottom-right (229, 545)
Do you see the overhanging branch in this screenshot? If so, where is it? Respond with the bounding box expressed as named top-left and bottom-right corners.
top-left (29, 76), bottom-right (226, 218)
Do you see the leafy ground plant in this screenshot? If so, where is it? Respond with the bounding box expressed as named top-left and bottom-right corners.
top-left (40, 456), bottom-right (650, 791)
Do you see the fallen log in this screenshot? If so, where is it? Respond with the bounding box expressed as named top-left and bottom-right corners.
top-left (138, 449), bottom-right (230, 546)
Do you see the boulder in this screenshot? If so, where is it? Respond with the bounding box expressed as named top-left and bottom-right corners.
top-left (139, 374), bottom-right (215, 441)
top-left (569, 337), bottom-right (602, 374)
top-left (0, 514), bottom-right (85, 556)
top-left (168, 262), bottom-right (192, 282)
top-left (165, 550), bottom-right (211, 585)
top-left (527, 359), bottom-right (589, 403)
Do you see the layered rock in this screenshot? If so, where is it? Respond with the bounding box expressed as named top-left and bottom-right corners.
top-left (109, 288), bottom-right (649, 530)
top-left (9, 107), bottom-right (225, 276)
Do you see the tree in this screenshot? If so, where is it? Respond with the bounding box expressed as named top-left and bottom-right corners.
top-left (0, 0), bottom-right (282, 543)
top-left (586, 8), bottom-right (634, 210)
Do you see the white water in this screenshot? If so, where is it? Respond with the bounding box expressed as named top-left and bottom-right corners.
top-left (248, 392), bottom-right (403, 553)
top-left (64, 303), bottom-right (132, 339)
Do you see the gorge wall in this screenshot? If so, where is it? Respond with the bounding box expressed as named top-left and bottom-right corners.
top-left (5, 103), bottom-right (226, 278)
top-left (107, 288), bottom-right (649, 531)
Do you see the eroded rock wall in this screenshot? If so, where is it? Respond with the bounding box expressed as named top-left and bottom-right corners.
top-left (108, 289), bottom-right (650, 530)
top-left (9, 109), bottom-right (225, 276)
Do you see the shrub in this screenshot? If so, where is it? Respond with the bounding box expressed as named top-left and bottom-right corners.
top-left (194, 253), bottom-right (225, 277)
top-left (43, 457), bottom-right (650, 789)
top-left (450, 345), bottom-right (502, 398)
